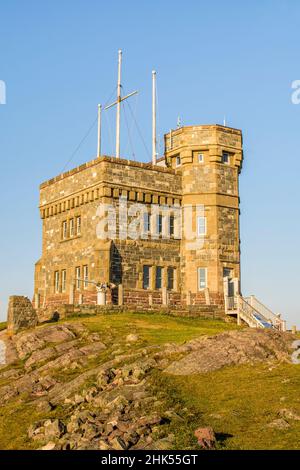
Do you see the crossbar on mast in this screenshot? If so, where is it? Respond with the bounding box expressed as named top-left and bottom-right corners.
top-left (105, 50), bottom-right (138, 159)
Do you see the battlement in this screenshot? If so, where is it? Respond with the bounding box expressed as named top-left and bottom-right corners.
top-left (165, 124), bottom-right (243, 170)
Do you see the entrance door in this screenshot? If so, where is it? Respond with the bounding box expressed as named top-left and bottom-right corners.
top-left (223, 268), bottom-right (234, 295)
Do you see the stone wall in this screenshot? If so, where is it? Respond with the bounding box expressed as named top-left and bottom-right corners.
top-left (34, 124), bottom-right (243, 319)
top-left (7, 296), bottom-right (38, 335)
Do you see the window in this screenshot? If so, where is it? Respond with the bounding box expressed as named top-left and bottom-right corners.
top-left (222, 152), bottom-right (230, 164)
top-left (155, 266), bottom-right (163, 289)
top-left (54, 271), bottom-right (60, 293)
top-left (157, 214), bottom-right (163, 235)
top-left (76, 216), bottom-right (81, 235)
top-left (83, 265), bottom-right (88, 289)
top-left (75, 266), bottom-right (81, 290)
top-left (167, 267), bottom-right (174, 290)
top-left (197, 216), bottom-right (206, 236)
top-left (62, 269), bottom-right (67, 292)
top-left (169, 215), bottom-right (174, 236)
top-left (197, 267), bottom-right (207, 290)
top-left (69, 218), bottom-right (74, 237)
top-left (223, 267), bottom-right (233, 279)
top-left (143, 265), bottom-right (151, 289)
top-left (143, 212), bottom-right (150, 233)
top-left (198, 153), bottom-right (204, 163)
top-left (62, 221), bottom-right (68, 239)
top-left (175, 156), bottom-right (181, 167)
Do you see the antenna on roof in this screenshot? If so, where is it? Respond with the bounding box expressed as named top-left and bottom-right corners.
top-left (223, 116), bottom-right (226, 126)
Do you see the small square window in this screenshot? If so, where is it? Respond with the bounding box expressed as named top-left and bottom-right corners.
top-left (222, 152), bottom-right (230, 164)
top-left (198, 153), bottom-right (204, 163)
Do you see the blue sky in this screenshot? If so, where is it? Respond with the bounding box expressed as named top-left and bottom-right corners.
top-left (0, 0), bottom-right (299, 326)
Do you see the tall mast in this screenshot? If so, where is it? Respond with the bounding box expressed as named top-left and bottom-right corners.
top-left (105, 50), bottom-right (138, 159)
top-left (97, 103), bottom-right (102, 158)
top-left (152, 70), bottom-right (157, 165)
top-left (116, 49), bottom-right (122, 159)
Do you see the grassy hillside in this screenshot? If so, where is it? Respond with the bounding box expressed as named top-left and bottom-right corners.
top-left (0, 312), bottom-right (299, 450)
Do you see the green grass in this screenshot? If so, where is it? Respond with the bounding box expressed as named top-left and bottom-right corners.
top-left (0, 322), bottom-right (7, 332)
top-left (66, 312), bottom-right (240, 345)
top-left (157, 363), bottom-right (300, 449)
top-left (1, 312), bottom-right (299, 450)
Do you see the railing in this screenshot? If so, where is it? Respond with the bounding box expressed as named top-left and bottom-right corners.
top-left (244, 295), bottom-right (286, 331)
top-left (226, 296), bottom-right (237, 311)
top-left (236, 295), bottom-right (264, 328)
top-left (224, 286), bottom-right (286, 330)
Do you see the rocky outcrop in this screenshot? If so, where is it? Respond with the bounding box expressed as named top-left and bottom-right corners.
top-left (0, 321), bottom-right (295, 450)
top-left (163, 329), bottom-right (293, 375)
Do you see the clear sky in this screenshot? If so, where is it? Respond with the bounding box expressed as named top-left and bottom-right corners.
top-left (0, 0), bottom-right (299, 327)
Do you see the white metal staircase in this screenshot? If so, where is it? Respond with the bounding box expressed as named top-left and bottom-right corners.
top-left (224, 291), bottom-right (286, 331)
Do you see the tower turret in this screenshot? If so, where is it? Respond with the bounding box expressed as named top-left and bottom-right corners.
top-left (164, 124), bottom-right (243, 305)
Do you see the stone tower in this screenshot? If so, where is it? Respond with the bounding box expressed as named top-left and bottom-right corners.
top-left (164, 125), bottom-right (243, 305)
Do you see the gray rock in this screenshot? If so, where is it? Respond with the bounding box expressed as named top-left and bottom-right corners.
top-left (126, 334), bottom-right (139, 343)
top-left (268, 418), bottom-right (290, 429)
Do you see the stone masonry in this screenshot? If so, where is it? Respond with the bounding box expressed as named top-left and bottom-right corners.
top-left (7, 296), bottom-right (38, 335)
top-left (34, 124), bottom-right (243, 318)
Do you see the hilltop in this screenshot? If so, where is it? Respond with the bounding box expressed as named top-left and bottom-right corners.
top-left (0, 313), bottom-right (299, 450)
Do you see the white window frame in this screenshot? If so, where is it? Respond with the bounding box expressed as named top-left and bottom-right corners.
top-left (76, 216), bottom-right (81, 235)
top-left (197, 267), bottom-right (207, 290)
top-left (54, 271), bottom-right (60, 293)
top-left (62, 269), bottom-right (67, 292)
top-left (143, 265), bottom-right (151, 290)
top-left (175, 156), bottom-right (181, 167)
top-left (83, 265), bottom-right (88, 289)
top-left (197, 216), bottom-right (207, 236)
top-left (69, 218), bottom-right (74, 237)
top-left (62, 221), bottom-right (68, 240)
top-left (155, 266), bottom-right (163, 290)
top-left (198, 153), bottom-right (204, 163)
top-left (143, 211), bottom-right (150, 233)
top-left (157, 214), bottom-right (163, 235)
top-left (167, 267), bottom-right (175, 291)
top-left (169, 215), bottom-right (174, 237)
top-left (75, 266), bottom-right (81, 290)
